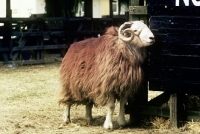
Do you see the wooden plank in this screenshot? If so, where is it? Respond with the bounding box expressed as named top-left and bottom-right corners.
top-left (0, 48), bottom-right (9, 52)
top-left (137, 105), bottom-right (170, 117)
top-left (0, 31), bottom-right (105, 37)
top-left (149, 67), bottom-right (200, 82)
top-left (129, 6), bottom-right (147, 15)
top-left (12, 45), bottom-right (69, 51)
top-left (3, 53), bottom-right (9, 61)
top-left (3, 59), bottom-right (55, 66)
top-left (148, 92), bottom-right (170, 106)
top-left (149, 67), bottom-right (200, 83)
top-left (0, 17), bottom-right (92, 22)
top-left (126, 104), bottom-right (200, 121)
top-left (130, 0), bottom-right (139, 5)
top-left (150, 16), bottom-right (200, 29)
top-left (151, 32), bottom-right (200, 44)
top-left (0, 18), bottom-right (9, 22)
top-left (149, 44), bottom-right (200, 57)
top-left (10, 44), bottom-right (68, 61)
top-left (149, 79), bottom-right (200, 94)
top-left (169, 93), bottom-right (178, 128)
top-left (126, 104), bottom-right (200, 124)
top-left (187, 110), bottom-right (200, 121)
top-left (149, 56), bottom-right (200, 68)
top-left (147, 0), bottom-right (197, 6)
top-left (148, 6), bottom-right (200, 16)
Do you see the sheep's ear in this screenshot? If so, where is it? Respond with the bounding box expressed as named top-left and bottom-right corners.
top-left (124, 22), bottom-right (133, 27)
top-left (140, 20), bottom-right (144, 23)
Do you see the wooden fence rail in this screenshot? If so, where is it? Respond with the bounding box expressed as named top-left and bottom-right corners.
top-left (0, 17), bottom-right (127, 64)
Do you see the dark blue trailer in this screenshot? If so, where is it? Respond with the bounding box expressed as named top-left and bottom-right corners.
top-left (147, 0), bottom-right (200, 128)
top-left (126, 0), bottom-right (200, 128)
top-left (148, 0), bottom-right (200, 95)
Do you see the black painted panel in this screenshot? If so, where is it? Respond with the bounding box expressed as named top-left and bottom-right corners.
top-left (149, 56), bottom-right (200, 68)
top-left (147, 0), bottom-right (200, 93)
top-left (147, 0), bottom-right (200, 16)
top-left (149, 79), bottom-right (200, 94)
top-left (150, 16), bottom-right (200, 29)
top-left (148, 6), bottom-right (200, 16)
top-left (147, 0), bottom-right (196, 6)
top-left (149, 66), bottom-right (200, 82)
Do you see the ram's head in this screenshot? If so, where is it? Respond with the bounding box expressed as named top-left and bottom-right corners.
top-left (118, 21), bottom-right (155, 47)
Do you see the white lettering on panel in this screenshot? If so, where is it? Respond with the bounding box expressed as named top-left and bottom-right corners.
top-left (175, 0), bottom-right (189, 6)
top-left (192, 0), bottom-right (200, 6)
top-left (176, 0), bottom-right (200, 6)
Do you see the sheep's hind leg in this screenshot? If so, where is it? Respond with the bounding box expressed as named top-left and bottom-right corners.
top-left (85, 102), bottom-right (93, 124)
top-left (63, 104), bottom-right (71, 124)
top-left (104, 94), bottom-right (115, 129)
top-left (117, 96), bottom-right (127, 127)
top-left (59, 103), bottom-right (71, 128)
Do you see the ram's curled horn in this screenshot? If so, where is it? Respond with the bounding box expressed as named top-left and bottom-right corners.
top-left (118, 22), bottom-right (135, 42)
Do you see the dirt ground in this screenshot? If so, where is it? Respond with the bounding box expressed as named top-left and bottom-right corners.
top-left (0, 62), bottom-right (199, 134)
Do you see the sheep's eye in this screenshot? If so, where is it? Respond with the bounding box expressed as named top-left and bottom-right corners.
top-left (134, 30), bottom-right (137, 32)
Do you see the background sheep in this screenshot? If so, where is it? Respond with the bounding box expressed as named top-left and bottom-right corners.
top-left (58, 21), bottom-right (155, 129)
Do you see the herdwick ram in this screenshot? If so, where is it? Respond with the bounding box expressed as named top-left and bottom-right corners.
top-left (58, 21), bottom-right (155, 129)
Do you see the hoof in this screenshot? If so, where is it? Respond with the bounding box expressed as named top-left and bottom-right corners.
top-left (87, 119), bottom-right (93, 125)
top-left (117, 119), bottom-right (126, 127)
top-left (118, 123), bottom-right (129, 129)
top-left (103, 121), bottom-right (113, 130)
top-left (63, 117), bottom-right (71, 124)
top-left (86, 116), bottom-right (93, 125)
top-left (58, 122), bottom-right (68, 129)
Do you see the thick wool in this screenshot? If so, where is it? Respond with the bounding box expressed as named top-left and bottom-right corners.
top-left (58, 26), bottom-right (145, 106)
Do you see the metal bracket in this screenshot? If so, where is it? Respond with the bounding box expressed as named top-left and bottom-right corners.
top-left (129, 6), bottom-right (147, 15)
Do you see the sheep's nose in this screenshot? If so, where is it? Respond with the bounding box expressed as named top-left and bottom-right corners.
top-left (149, 37), bottom-right (155, 40)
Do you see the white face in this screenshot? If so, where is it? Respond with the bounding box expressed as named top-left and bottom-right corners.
top-left (130, 21), bottom-right (155, 47)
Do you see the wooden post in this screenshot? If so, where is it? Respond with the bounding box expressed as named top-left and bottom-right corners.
top-left (65, 0), bottom-right (70, 17)
top-left (130, 0), bottom-right (139, 6)
top-left (128, 0), bottom-right (148, 125)
top-left (6, 0), bottom-right (11, 18)
top-left (129, 0), bottom-right (139, 21)
top-left (109, 0), bottom-right (113, 18)
top-left (129, 0), bottom-right (148, 23)
top-left (169, 93), bottom-right (187, 128)
top-left (169, 93), bottom-right (178, 128)
top-left (4, 0), bottom-right (12, 61)
top-left (36, 35), bottom-right (44, 60)
top-left (84, 0), bottom-right (93, 18)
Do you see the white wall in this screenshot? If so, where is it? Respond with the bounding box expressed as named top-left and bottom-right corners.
top-left (36, 0), bottom-right (46, 14)
top-left (0, 0), bottom-right (6, 17)
top-left (93, 0), bottom-right (101, 18)
top-left (0, 0), bottom-right (45, 18)
top-left (100, 0), bottom-right (109, 17)
top-left (93, 0), bottom-right (109, 18)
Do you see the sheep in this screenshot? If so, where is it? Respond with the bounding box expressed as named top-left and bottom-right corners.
top-left (58, 21), bottom-right (155, 129)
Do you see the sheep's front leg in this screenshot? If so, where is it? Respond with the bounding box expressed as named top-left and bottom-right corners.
top-left (85, 102), bottom-right (93, 124)
top-left (63, 104), bottom-right (71, 124)
top-left (104, 95), bottom-right (115, 129)
top-left (117, 96), bottom-right (127, 126)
